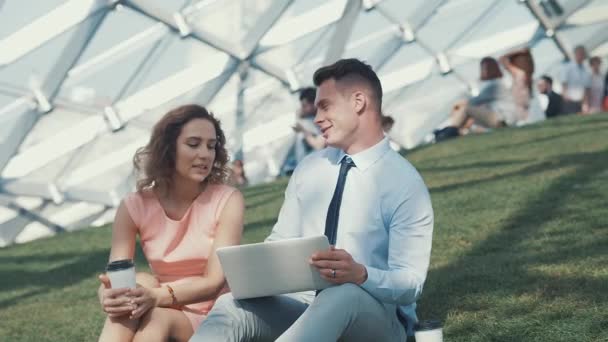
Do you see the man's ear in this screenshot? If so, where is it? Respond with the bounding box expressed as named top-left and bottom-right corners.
top-left (352, 91), bottom-right (366, 114)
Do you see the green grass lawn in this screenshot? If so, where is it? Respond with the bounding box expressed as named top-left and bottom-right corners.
top-left (1, 114), bottom-right (607, 341)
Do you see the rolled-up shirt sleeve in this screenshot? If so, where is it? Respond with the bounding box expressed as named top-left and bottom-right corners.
top-left (361, 181), bottom-right (434, 306)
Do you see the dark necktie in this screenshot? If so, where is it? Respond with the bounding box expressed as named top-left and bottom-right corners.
top-left (324, 156), bottom-right (356, 245)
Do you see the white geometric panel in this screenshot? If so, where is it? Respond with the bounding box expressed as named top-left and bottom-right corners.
top-left (1, 0), bottom-right (606, 246)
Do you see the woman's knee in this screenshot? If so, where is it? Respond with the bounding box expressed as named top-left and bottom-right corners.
top-left (105, 314), bottom-right (134, 325)
top-left (134, 307), bottom-right (193, 342)
top-left (452, 99), bottom-right (468, 114)
top-left (136, 272), bottom-right (160, 288)
top-left (132, 308), bottom-right (169, 342)
top-left (98, 315), bottom-right (138, 342)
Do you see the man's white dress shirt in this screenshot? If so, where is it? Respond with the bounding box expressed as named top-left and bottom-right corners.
top-left (267, 137), bottom-right (434, 333)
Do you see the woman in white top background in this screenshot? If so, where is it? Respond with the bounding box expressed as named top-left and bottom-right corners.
top-left (588, 56), bottom-right (605, 114)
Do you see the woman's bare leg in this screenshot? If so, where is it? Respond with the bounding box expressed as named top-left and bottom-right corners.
top-left (132, 307), bottom-right (194, 342)
top-left (450, 99), bottom-right (469, 127)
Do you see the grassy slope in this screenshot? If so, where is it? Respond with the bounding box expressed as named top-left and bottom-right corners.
top-left (0, 114), bottom-right (607, 341)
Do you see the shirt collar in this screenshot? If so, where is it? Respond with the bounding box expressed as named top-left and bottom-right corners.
top-left (333, 137), bottom-right (391, 171)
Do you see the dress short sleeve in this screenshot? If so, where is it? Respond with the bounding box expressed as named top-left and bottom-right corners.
top-left (214, 186), bottom-right (237, 221)
top-left (123, 192), bottom-right (145, 228)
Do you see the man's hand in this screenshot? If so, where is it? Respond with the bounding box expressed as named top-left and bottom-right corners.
top-left (310, 246), bottom-right (368, 285)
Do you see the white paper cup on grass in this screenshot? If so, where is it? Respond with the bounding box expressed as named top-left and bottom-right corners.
top-left (414, 319), bottom-right (443, 342)
top-left (106, 259), bottom-right (136, 289)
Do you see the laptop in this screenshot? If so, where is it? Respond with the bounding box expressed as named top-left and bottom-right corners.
top-left (216, 235), bottom-right (333, 299)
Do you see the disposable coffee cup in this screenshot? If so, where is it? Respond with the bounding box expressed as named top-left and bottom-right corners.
top-left (414, 319), bottom-right (443, 342)
top-left (105, 259), bottom-right (136, 289)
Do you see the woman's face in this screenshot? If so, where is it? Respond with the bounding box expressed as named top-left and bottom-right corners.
top-left (174, 118), bottom-right (217, 184)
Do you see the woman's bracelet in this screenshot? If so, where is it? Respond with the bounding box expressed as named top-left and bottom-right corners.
top-left (165, 285), bottom-right (178, 306)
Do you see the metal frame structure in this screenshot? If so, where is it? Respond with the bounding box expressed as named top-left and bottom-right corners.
top-left (0, 0), bottom-right (606, 246)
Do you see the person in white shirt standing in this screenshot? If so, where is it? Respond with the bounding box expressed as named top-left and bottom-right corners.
top-left (588, 56), bottom-right (605, 114)
top-left (560, 45), bottom-right (592, 114)
top-left (190, 59), bottom-right (434, 341)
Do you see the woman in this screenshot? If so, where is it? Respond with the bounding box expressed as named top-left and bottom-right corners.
top-left (228, 159), bottom-right (248, 187)
top-left (588, 56), bottom-right (605, 114)
top-left (97, 104), bottom-right (244, 341)
top-left (449, 57), bottom-right (517, 134)
top-left (499, 47), bottom-right (535, 122)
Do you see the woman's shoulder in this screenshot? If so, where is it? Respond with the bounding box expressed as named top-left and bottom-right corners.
top-left (198, 184), bottom-right (242, 220)
top-left (122, 189), bottom-right (157, 227)
top-left (124, 189), bottom-right (156, 202)
top-left (123, 189), bottom-right (158, 212)
top-left (204, 184), bottom-right (239, 201)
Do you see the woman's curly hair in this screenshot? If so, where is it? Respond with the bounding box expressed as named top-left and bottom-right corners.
top-left (133, 104), bottom-right (230, 193)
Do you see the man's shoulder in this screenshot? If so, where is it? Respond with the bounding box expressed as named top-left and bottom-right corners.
top-left (293, 147), bottom-right (335, 172)
top-left (375, 152), bottom-right (431, 211)
top-left (377, 151), bottom-right (427, 189)
top-left (384, 149), bottom-right (418, 171)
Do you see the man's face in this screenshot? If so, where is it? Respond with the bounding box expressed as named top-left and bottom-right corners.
top-left (590, 60), bottom-right (601, 73)
top-left (314, 79), bottom-right (359, 150)
top-left (537, 79), bottom-right (549, 94)
top-left (300, 99), bottom-right (315, 117)
top-left (575, 48), bottom-right (586, 64)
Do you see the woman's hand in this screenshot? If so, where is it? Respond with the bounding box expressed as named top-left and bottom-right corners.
top-left (98, 274), bottom-right (135, 318)
top-left (128, 286), bottom-right (160, 319)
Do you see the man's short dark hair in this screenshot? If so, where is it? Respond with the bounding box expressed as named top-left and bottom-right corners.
top-left (540, 75), bottom-right (553, 85)
top-left (299, 87), bottom-right (316, 103)
top-left (313, 58), bottom-right (383, 112)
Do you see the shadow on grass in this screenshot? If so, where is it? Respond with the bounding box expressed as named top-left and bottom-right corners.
top-left (419, 149), bottom-right (608, 335)
top-left (0, 243), bottom-right (148, 310)
top-left (0, 251), bottom-right (92, 264)
top-left (242, 180), bottom-right (288, 199)
top-left (245, 192), bottom-right (284, 211)
top-left (414, 121), bottom-right (608, 166)
top-left (428, 151), bottom-right (603, 194)
top-left (488, 124), bottom-right (608, 151)
top-left (418, 159), bottom-right (531, 172)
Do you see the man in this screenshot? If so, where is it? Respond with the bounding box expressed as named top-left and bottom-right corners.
top-left (537, 75), bottom-right (563, 118)
top-left (560, 45), bottom-right (591, 114)
top-left (381, 114), bottom-right (402, 151)
top-left (281, 88), bottom-right (325, 175)
top-left (191, 59), bottom-right (434, 341)
top-left (293, 87), bottom-right (325, 162)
